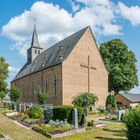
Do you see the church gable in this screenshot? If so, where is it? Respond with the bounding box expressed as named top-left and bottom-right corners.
top-left (62, 27), bottom-right (108, 105)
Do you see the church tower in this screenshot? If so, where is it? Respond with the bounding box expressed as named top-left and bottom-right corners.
top-left (27, 23), bottom-right (43, 64)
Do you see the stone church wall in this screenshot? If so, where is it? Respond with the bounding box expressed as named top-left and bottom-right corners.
top-left (11, 64), bottom-right (62, 105)
top-left (62, 28), bottom-right (108, 106)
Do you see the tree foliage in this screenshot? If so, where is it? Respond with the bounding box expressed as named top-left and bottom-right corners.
top-left (37, 88), bottom-right (47, 105)
top-left (72, 92), bottom-right (98, 108)
top-left (100, 39), bottom-right (138, 93)
top-left (0, 91), bottom-right (6, 101)
top-left (10, 85), bottom-right (20, 103)
top-left (0, 57), bottom-right (9, 93)
top-left (106, 92), bottom-right (117, 109)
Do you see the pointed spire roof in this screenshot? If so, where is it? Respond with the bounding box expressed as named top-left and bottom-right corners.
top-left (31, 22), bottom-right (40, 48)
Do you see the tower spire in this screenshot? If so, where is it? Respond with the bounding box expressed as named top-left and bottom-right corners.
top-left (27, 19), bottom-right (43, 64)
top-left (31, 18), bottom-right (40, 47)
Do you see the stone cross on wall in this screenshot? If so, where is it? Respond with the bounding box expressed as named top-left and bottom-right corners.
top-left (81, 55), bottom-right (96, 92)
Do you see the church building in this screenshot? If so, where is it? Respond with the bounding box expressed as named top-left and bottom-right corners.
top-left (11, 25), bottom-right (108, 106)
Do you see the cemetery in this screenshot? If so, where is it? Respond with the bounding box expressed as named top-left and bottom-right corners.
top-left (0, 1), bottom-right (140, 139)
top-left (0, 93), bottom-right (128, 139)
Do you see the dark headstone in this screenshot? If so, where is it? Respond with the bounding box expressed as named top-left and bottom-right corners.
top-left (11, 102), bottom-right (15, 110)
top-left (83, 108), bottom-right (88, 116)
top-left (44, 104), bottom-right (53, 123)
top-left (80, 113), bottom-right (86, 126)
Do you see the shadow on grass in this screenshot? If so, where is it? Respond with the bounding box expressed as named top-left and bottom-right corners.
top-left (100, 128), bottom-right (127, 140)
top-left (95, 136), bottom-right (127, 140)
top-left (103, 128), bottom-right (123, 133)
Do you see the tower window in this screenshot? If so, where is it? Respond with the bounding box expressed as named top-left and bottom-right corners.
top-left (38, 50), bottom-right (40, 54)
top-left (35, 49), bottom-right (37, 54)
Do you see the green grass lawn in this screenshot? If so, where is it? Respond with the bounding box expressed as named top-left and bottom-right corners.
top-left (0, 112), bottom-right (127, 140)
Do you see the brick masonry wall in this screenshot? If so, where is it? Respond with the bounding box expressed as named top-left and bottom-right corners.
top-left (11, 64), bottom-right (62, 105)
top-left (62, 27), bottom-right (108, 106)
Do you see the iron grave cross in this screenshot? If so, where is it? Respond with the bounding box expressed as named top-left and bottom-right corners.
top-left (81, 55), bottom-right (96, 92)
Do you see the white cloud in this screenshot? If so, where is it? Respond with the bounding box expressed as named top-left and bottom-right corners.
top-left (8, 66), bottom-right (20, 74)
top-left (118, 2), bottom-right (140, 26)
top-left (69, 0), bottom-right (80, 12)
top-left (2, 1), bottom-right (122, 58)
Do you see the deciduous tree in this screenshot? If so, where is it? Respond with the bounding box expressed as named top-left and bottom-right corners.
top-left (0, 57), bottom-right (8, 93)
top-left (100, 39), bottom-right (138, 93)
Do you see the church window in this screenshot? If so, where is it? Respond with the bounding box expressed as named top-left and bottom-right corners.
top-left (38, 50), bottom-right (40, 54)
top-left (54, 76), bottom-right (57, 96)
top-left (35, 49), bottom-right (37, 54)
top-left (38, 80), bottom-right (41, 92)
top-left (46, 79), bottom-right (48, 93)
top-left (31, 81), bottom-right (34, 94)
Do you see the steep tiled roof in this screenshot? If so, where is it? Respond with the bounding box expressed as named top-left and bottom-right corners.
top-left (12, 26), bottom-right (89, 81)
top-left (119, 93), bottom-right (140, 103)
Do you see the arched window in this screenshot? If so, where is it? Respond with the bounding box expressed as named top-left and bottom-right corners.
top-left (46, 79), bottom-right (48, 93)
top-left (54, 76), bottom-right (57, 96)
top-left (31, 81), bottom-right (34, 95)
top-left (35, 49), bottom-right (37, 54)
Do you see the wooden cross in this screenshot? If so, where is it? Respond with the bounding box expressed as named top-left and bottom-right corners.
top-left (81, 55), bottom-right (96, 92)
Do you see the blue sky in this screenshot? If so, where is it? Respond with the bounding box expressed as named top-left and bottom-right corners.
top-left (0, 0), bottom-right (140, 93)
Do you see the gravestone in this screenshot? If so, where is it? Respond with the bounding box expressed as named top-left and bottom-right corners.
top-left (117, 110), bottom-right (125, 121)
top-left (72, 108), bottom-right (78, 129)
top-left (83, 107), bottom-right (88, 116)
top-left (18, 104), bottom-right (22, 112)
top-left (11, 102), bottom-right (15, 110)
top-left (80, 113), bottom-right (86, 126)
top-left (89, 106), bottom-right (94, 112)
top-left (16, 104), bottom-right (19, 112)
top-left (44, 104), bottom-right (53, 123)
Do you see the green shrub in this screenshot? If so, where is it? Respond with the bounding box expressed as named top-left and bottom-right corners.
top-left (72, 92), bottom-right (98, 107)
top-left (124, 107), bottom-right (140, 140)
top-left (24, 118), bottom-right (39, 125)
top-left (87, 120), bottom-right (94, 127)
top-left (98, 108), bottom-right (106, 114)
top-left (26, 106), bottom-right (43, 119)
top-left (53, 106), bottom-right (83, 124)
top-left (37, 88), bottom-right (47, 105)
top-left (106, 93), bottom-right (117, 110)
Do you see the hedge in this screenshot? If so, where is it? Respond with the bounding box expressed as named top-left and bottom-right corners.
top-left (124, 106), bottom-right (140, 140)
top-left (52, 106), bottom-right (83, 124)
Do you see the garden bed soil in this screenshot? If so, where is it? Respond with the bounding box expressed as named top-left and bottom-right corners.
top-left (32, 127), bottom-right (86, 138)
